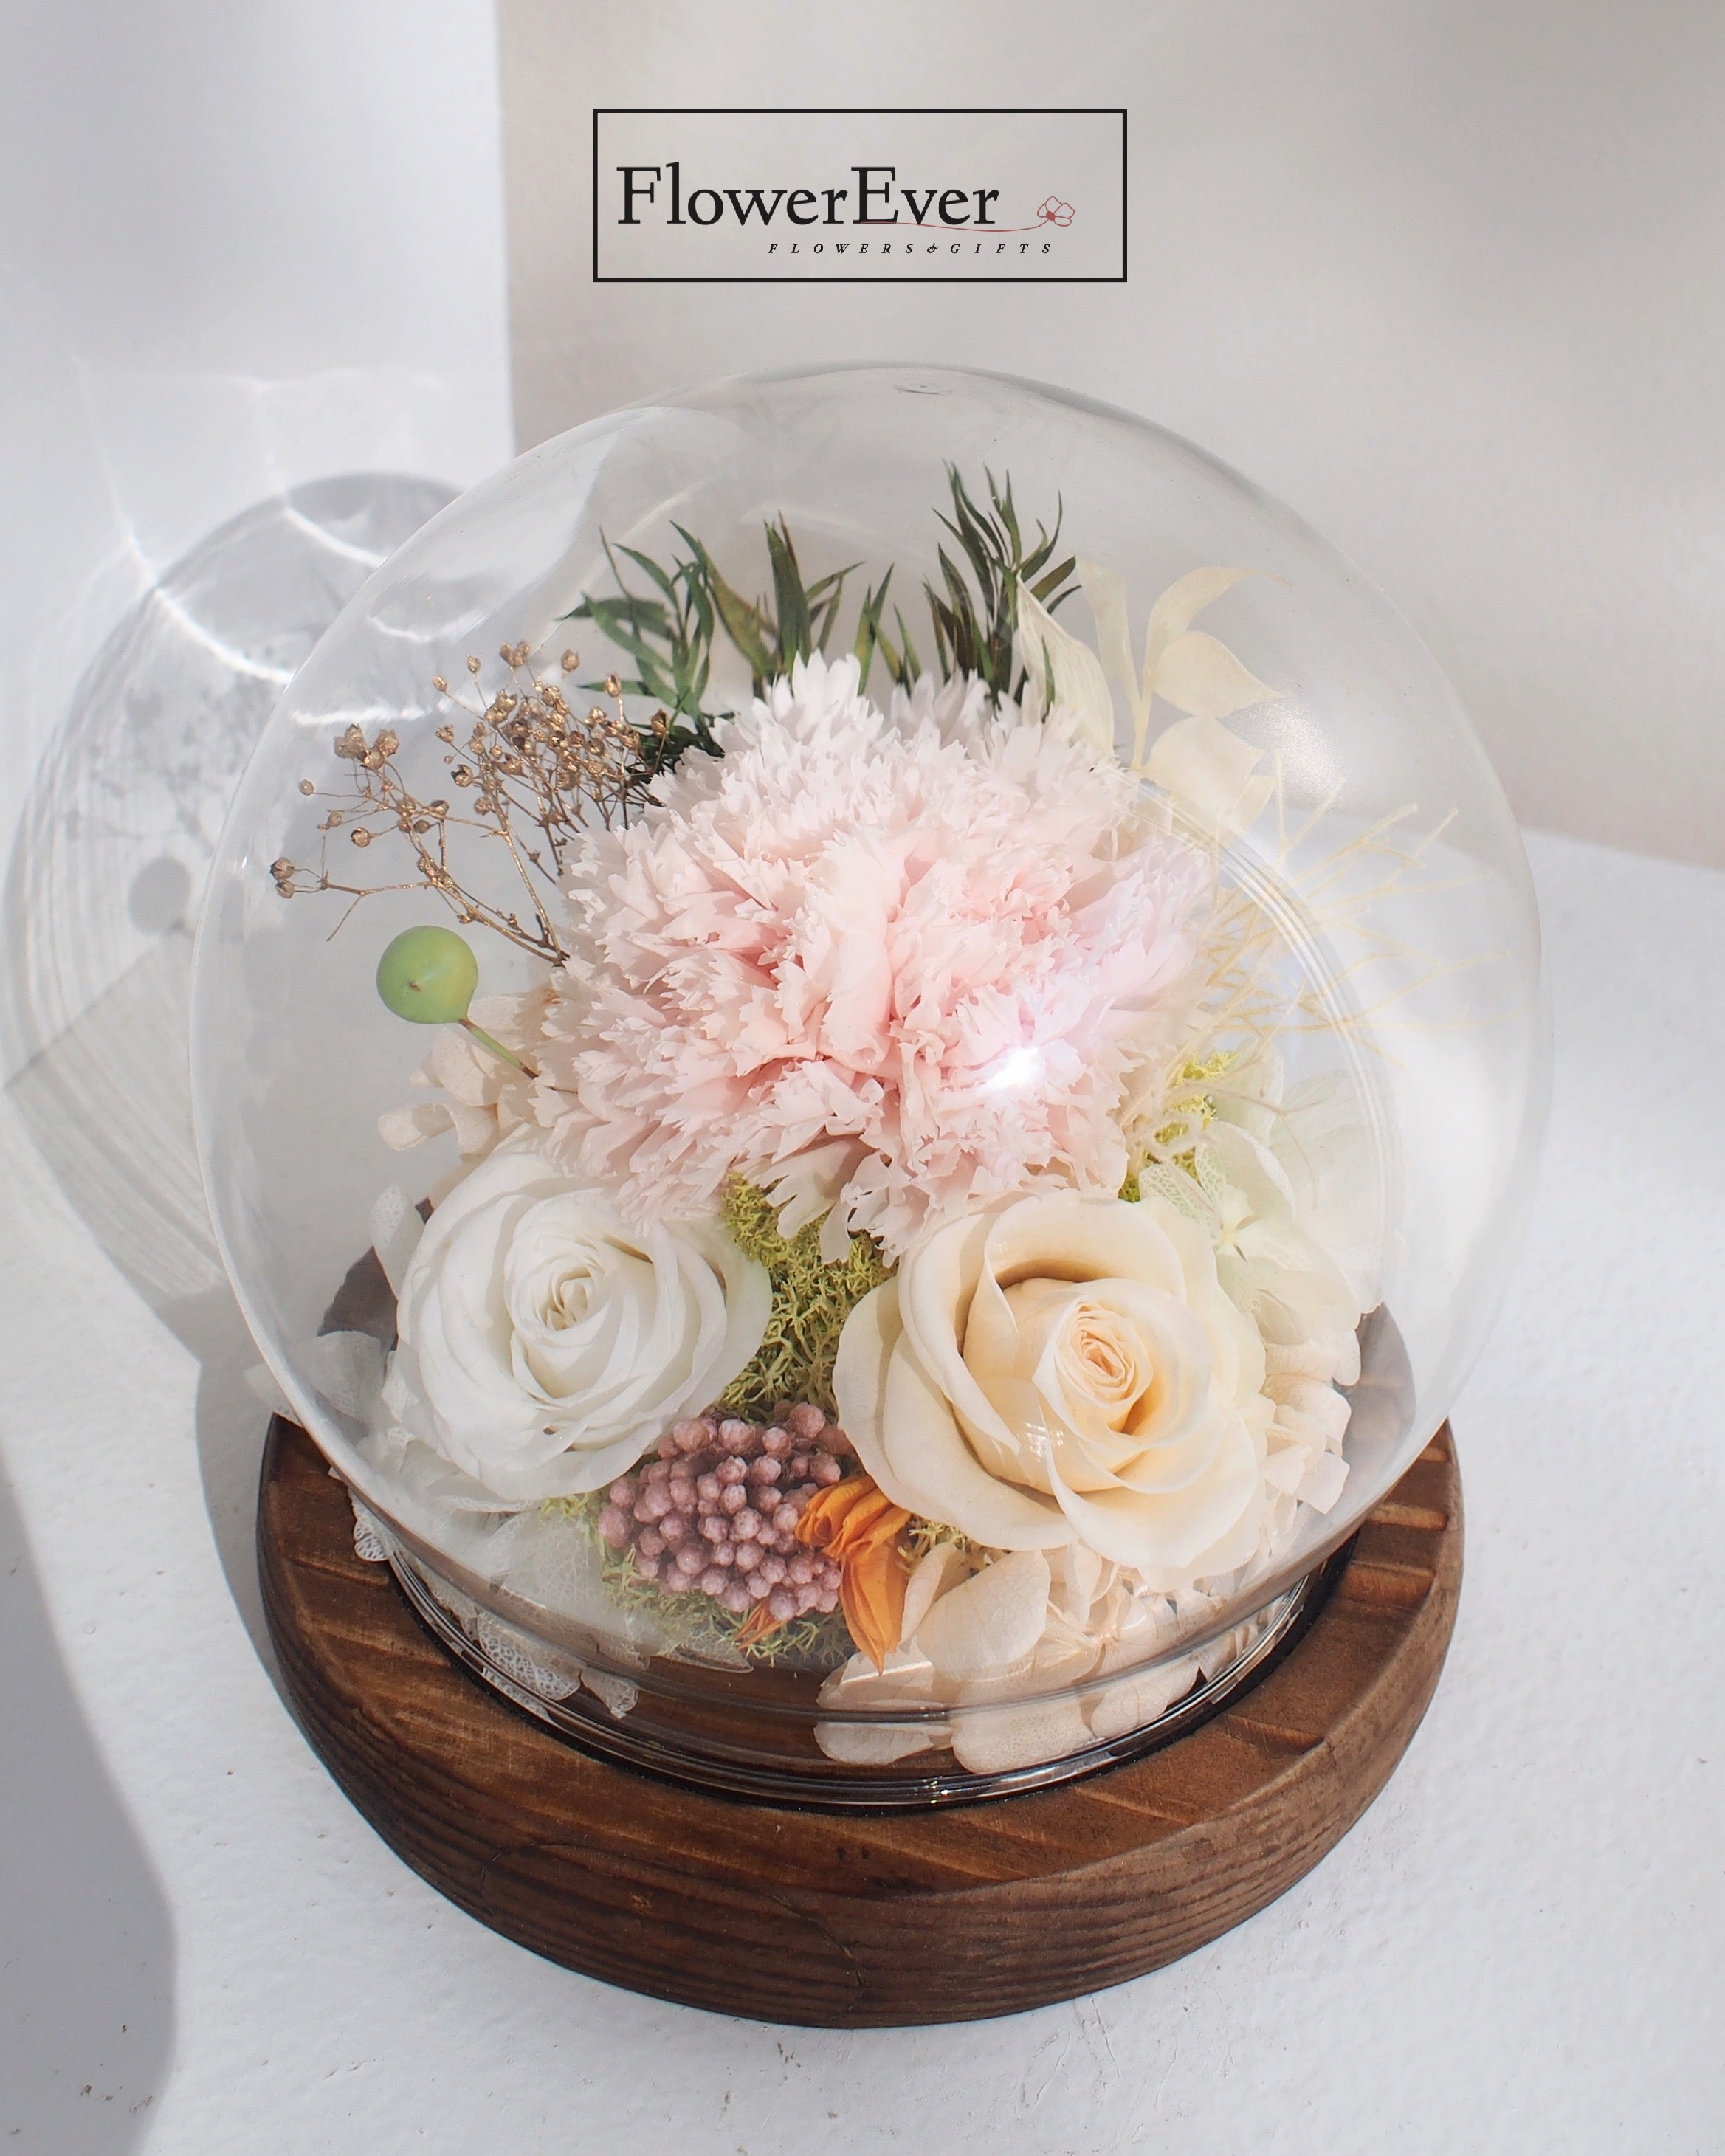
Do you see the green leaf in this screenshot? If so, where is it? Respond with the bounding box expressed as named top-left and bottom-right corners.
top-left (894, 606), bottom-right (923, 684)
top-left (614, 543), bottom-right (683, 609)
top-left (765, 517), bottom-right (812, 664)
top-left (853, 568), bottom-right (893, 691)
top-left (694, 545), bottom-right (776, 681)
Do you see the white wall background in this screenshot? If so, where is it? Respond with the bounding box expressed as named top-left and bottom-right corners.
top-left (503, 0), bottom-right (1725, 867)
top-left (0, 0), bottom-right (513, 1075)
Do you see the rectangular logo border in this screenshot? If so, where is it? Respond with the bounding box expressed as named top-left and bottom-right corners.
top-left (591, 106), bottom-right (1129, 284)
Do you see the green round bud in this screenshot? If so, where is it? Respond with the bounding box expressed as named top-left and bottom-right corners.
top-left (376, 926), bottom-right (478, 1025)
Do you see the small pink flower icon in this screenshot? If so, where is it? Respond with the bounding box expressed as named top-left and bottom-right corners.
top-left (1037, 197), bottom-right (1075, 227)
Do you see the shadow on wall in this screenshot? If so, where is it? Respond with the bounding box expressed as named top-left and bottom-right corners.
top-left (1, 473), bottom-right (452, 1680)
top-left (0, 1463), bottom-right (176, 2148)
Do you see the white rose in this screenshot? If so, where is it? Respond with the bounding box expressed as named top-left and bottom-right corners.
top-left (382, 1142), bottom-right (769, 1503)
top-left (834, 1189), bottom-right (1270, 1584)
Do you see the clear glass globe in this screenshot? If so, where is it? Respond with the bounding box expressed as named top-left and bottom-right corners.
top-left (193, 365), bottom-right (1546, 1802)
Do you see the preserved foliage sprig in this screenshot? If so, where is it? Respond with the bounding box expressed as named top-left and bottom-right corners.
top-left (272, 647), bottom-right (678, 961)
top-left (273, 471), bottom-right (1081, 959)
top-left (922, 465), bottom-right (1079, 700)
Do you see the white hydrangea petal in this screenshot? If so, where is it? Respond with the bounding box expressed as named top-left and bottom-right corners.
top-left (899, 1542), bottom-right (970, 1642)
top-left (949, 1692), bottom-right (1092, 1776)
top-left (379, 1100), bottom-right (451, 1150)
top-left (368, 1184), bottom-right (424, 1298)
top-left (1085, 1651), bottom-right (1202, 1742)
top-left (1298, 1450), bottom-right (1351, 1514)
top-left (913, 1550), bottom-right (1052, 1684)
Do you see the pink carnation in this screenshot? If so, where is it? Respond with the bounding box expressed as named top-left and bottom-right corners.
top-left (536, 654), bottom-right (1205, 1258)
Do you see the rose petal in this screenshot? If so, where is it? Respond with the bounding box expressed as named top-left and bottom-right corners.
top-left (1041, 1402), bottom-right (1263, 1574)
top-left (884, 1332), bottom-right (1072, 1550)
top-left (835, 1276), bottom-right (1069, 1547)
top-left (388, 1138), bottom-right (768, 1501)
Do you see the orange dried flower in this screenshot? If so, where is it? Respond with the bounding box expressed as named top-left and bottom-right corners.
top-left (797, 1475), bottom-right (911, 1671)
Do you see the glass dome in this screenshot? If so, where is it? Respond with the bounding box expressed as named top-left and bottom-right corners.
top-left (193, 365), bottom-right (1546, 1803)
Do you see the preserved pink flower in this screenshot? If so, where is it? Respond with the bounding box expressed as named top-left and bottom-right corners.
top-left (537, 655), bottom-right (1204, 1258)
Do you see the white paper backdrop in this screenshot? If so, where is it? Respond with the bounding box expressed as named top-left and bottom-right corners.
top-left (502, 0), bottom-right (1725, 867)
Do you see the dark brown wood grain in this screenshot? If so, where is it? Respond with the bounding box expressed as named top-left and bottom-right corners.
top-left (258, 1418), bottom-right (1461, 2027)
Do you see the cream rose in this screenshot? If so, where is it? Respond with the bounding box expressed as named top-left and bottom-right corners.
top-left (834, 1189), bottom-right (1270, 1582)
top-left (382, 1141), bottom-right (769, 1503)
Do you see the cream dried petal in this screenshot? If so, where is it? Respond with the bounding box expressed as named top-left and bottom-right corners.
top-left (949, 1692), bottom-right (1092, 1776)
top-left (913, 1549), bottom-right (1052, 1684)
top-left (1014, 584), bottom-right (1118, 757)
top-left (379, 1100), bottom-right (452, 1151)
top-left (1084, 1650), bottom-right (1202, 1742)
top-left (1077, 558), bottom-right (1143, 740)
top-left (1152, 629), bottom-right (1275, 723)
top-left (900, 1542), bottom-right (970, 1644)
top-left (1142, 714), bottom-right (1275, 838)
top-left (1141, 565), bottom-right (1259, 685)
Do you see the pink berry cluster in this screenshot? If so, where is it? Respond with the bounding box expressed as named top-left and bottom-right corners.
top-left (598, 1404), bottom-right (850, 1627)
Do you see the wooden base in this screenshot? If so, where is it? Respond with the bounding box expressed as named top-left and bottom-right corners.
top-left (258, 1417), bottom-right (1461, 2027)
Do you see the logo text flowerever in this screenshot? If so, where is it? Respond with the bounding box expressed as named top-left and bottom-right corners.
top-left (617, 163), bottom-right (1002, 229)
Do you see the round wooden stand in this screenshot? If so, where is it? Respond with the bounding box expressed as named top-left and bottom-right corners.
top-left (258, 1416), bottom-right (1461, 2027)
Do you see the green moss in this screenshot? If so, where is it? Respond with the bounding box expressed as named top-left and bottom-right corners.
top-left (717, 1179), bottom-right (892, 1419)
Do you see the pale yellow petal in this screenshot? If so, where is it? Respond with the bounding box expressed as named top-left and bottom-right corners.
top-left (1141, 564), bottom-right (1258, 683)
top-left (1140, 712), bottom-right (1274, 839)
top-left (1152, 628), bottom-right (1276, 721)
top-left (1014, 584), bottom-right (1118, 757)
